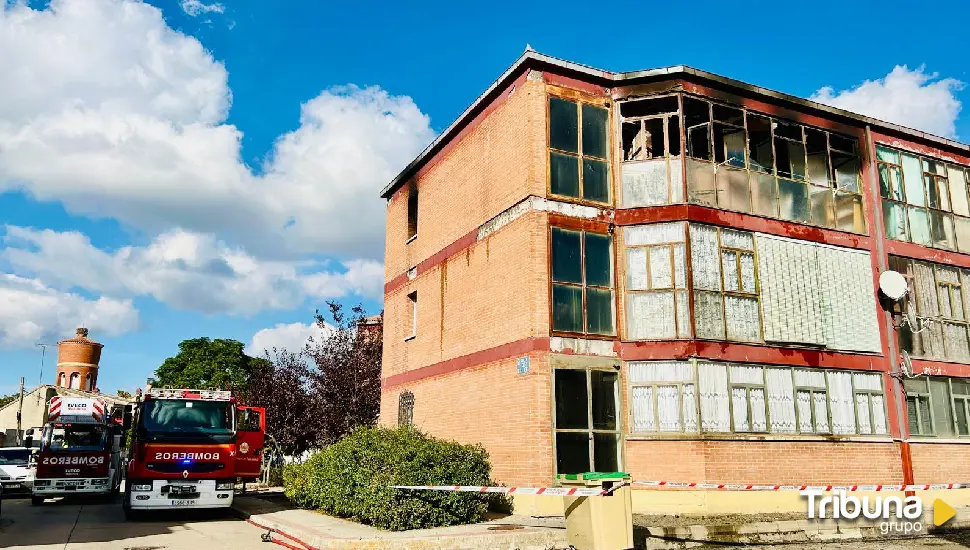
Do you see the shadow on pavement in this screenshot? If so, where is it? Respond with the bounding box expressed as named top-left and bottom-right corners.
top-left (0, 493), bottom-right (238, 549)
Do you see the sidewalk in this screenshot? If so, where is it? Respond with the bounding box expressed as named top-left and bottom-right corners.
top-left (230, 490), bottom-right (569, 550)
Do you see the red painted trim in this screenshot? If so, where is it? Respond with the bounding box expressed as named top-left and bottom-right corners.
top-left (385, 228), bottom-right (478, 295)
top-left (548, 213), bottom-right (611, 233)
top-left (871, 131), bottom-right (970, 166)
top-left (544, 72), bottom-right (609, 96)
top-left (885, 239), bottom-right (970, 269)
top-left (911, 359), bottom-right (970, 378)
top-left (680, 82), bottom-right (865, 136)
top-left (616, 205), bottom-right (872, 250)
top-left (618, 340), bottom-right (887, 371)
top-left (382, 337), bottom-right (551, 389)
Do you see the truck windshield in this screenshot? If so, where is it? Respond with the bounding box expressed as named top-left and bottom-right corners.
top-left (0, 449), bottom-right (29, 465)
top-left (141, 399), bottom-right (233, 437)
top-left (45, 425), bottom-right (106, 452)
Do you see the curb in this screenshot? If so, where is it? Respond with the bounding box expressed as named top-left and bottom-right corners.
top-left (231, 501), bottom-right (320, 550)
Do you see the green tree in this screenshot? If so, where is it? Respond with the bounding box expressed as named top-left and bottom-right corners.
top-left (151, 338), bottom-right (268, 394)
top-left (0, 393), bottom-right (18, 409)
top-left (116, 390), bottom-right (133, 400)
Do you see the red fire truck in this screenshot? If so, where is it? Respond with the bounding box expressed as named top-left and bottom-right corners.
top-left (122, 388), bottom-right (265, 519)
top-left (29, 396), bottom-right (125, 505)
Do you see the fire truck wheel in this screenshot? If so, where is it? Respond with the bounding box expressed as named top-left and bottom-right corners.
top-left (31, 496), bottom-right (44, 506)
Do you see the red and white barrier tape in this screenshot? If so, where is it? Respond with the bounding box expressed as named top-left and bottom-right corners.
top-left (635, 481), bottom-right (970, 491)
top-left (391, 485), bottom-right (617, 497)
top-left (392, 481), bottom-right (970, 496)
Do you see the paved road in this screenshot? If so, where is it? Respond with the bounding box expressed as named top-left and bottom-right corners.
top-left (0, 492), bottom-right (271, 550)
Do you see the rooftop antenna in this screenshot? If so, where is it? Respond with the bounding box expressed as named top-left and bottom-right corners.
top-left (35, 342), bottom-right (55, 386)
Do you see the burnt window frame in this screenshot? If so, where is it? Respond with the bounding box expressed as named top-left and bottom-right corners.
top-left (549, 226), bottom-right (616, 338)
top-left (547, 95), bottom-right (612, 205)
top-left (679, 93), bottom-right (865, 233)
top-left (618, 94), bottom-right (684, 207)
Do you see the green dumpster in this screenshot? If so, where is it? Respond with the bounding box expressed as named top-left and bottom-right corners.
top-left (556, 472), bottom-right (633, 550)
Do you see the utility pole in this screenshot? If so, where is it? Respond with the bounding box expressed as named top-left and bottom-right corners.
top-left (16, 377), bottom-right (24, 445)
top-left (35, 342), bottom-right (54, 386)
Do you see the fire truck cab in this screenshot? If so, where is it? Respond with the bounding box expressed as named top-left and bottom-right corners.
top-left (122, 388), bottom-right (265, 519)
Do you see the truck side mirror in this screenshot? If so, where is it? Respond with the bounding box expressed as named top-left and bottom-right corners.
top-left (123, 407), bottom-right (133, 431)
top-left (24, 428), bottom-right (34, 449)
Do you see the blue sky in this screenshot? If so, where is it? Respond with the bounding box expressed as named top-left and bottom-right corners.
top-left (0, 0), bottom-right (967, 395)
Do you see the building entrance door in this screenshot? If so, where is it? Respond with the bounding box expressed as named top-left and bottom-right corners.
top-left (553, 368), bottom-right (621, 475)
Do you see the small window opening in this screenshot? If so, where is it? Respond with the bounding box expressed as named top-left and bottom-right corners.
top-left (407, 291), bottom-right (417, 339)
top-left (407, 182), bottom-right (418, 240)
top-left (398, 391), bottom-right (414, 426)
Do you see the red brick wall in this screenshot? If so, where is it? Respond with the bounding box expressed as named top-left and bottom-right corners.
top-left (380, 353), bottom-right (554, 486)
top-left (910, 443), bottom-right (970, 483)
top-left (625, 440), bottom-right (905, 485)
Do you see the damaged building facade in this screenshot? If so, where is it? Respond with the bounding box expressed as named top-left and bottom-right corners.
top-left (379, 51), bottom-right (970, 514)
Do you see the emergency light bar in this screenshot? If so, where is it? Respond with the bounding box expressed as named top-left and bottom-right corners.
top-left (147, 388), bottom-right (232, 401)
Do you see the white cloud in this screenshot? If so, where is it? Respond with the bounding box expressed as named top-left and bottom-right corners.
top-left (245, 321), bottom-right (333, 358)
top-left (2, 226), bottom-right (384, 316)
top-left (0, 0), bottom-right (435, 260)
top-left (811, 65), bottom-right (964, 139)
top-left (179, 0), bottom-right (224, 17)
top-left (0, 273), bottom-right (137, 349)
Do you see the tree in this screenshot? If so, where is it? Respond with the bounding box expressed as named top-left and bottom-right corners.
top-left (116, 390), bottom-right (133, 400)
top-left (0, 393), bottom-right (17, 409)
top-left (308, 302), bottom-right (383, 445)
top-left (151, 338), bottom-right (267, 394)
top-left (246, 349), bottom-right (319, 457)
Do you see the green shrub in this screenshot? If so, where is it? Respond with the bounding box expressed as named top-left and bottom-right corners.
top-left (282, 425), bottom-right (511, 530)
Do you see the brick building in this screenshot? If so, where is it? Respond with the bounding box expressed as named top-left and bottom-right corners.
top-left (378, 51), bottom-right (970, 514)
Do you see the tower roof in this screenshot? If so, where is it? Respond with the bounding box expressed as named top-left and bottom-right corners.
top-left (58, 327), bottom-right (104, 348)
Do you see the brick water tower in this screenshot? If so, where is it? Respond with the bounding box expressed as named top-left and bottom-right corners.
top-left (55, 328), bottom-right (103, 392)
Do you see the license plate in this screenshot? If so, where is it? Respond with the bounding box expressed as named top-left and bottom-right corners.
top-left (171, 499), bottom-right (197, 507)
top-left (62, 481), bottom-right (85, 486)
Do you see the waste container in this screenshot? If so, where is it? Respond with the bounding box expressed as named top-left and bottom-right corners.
top-left (556, 472), bottom-right (633, 550)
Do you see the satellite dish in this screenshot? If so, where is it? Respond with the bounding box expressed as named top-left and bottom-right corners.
top-left (879, 270), bottom-right (908, 301)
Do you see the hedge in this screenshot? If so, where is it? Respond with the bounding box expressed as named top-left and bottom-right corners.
top-left (282, 425), bottom-right (512, 530)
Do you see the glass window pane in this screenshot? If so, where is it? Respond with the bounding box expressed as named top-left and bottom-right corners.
top-left (948, 166), bottom-right (969, 217)
top-left (883, 201), bottom-right (909, 241)
top-left (552, 227), bottom-right (582, 283)
top-left (553, 284), bottom-right (583, 332)
top-left (593, 433), bottom-right (619, 472)
top-left (832, 151), bottom-right (860, 192)
top-left (751, 172), bottom-right (778, 218)
top-left (927, 175), bottom-right (950, 211)
top-left (805, 129), bottom-right (829, 186)
top-left (714, 124), bottom-right (746, 168)
top-left (956, 401), bottom-right (969, 436)
top-left (879, 164), bottom-right (905, 201)
top-left (778, 179), bottom-right (810, 223)
top-left (747, 114), bottom-right (773, 173)
top-left (722, 250), bottom-right (739, 292)
top-left (930, 211), bottom-right (955, 249)
top-left (687, 159), bottom-right (716, 206)
top-left (582, 104), bottom-right (608, 159)
top-left (591, 371), bottom-right (618, 430)
top-left (907, 397), bottom-right (921, 435)
top-left (920, 398), bottom-right (933, 435)
top-left (929, 378), bottom-right (955, 437)
top-left (586, 288), bottom-right (614, 335)
top-left (555, 369), bottom-right (588, 429)
top-left (835, 191), bottom-right (866, 233)
top-left (626, 248), bottom-right (648, 290)
top-left (583, 159), bottom-right (609, 203)
top-left (924, 159), bottom-right (947, 176)
top-left (649, 245), bottom-right (673, 289)
top-left (909, 207), bottom-right (932, 246)
top-left (550, 152), bottom-right (580, 198)
top-left (585, 233), bottom-right (612, 287)
top-left (811, 186), bottom-right (835, 228)
top-left (716, 167), bottom-right (750, 213)
top-left (876, 146), bottom-right (899, 164)
top-left (955, 217), bottom-right (970, 253)
top-left (556, 432), bottom-right (590, 475)
top-left (740, 252), bottom-right (757, 294)
top-left (902, 153), bottom-right (926, 207)
top-left (549, 97), bottom-right (578, 153)
top-left (952, 379), bottom-right (970, 396)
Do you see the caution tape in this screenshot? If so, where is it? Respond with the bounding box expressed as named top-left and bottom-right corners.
top-left (634, 481), bottom-right (970, 492)
top-left (391, 485), bottom-right (619, 497)
top-left (392, 481), bottom-right (970, 496)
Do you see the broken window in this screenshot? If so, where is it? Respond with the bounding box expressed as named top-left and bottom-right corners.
top-left (625, 223), bottom-right (689, 339)
top-left (894, 256), bottom-right (970, 363)
top-left (684, 97), bottom-right (711, 161)
top-left (407, 182), bottom-right (418, 240)
top-left (548, 97), bottom-right (610, 203)
top-left (629, 361), bottom-right (886, 436)
top-left (551, 227), bottom-right (615, 335)
top-left (554, 368), bottom-right (621, 474)
top-left (406, 291), bottom-right (417, 339)
top-left (880, 145), bottom-right (970, 253)
top-left (620, 96), bottom-right (683, 207)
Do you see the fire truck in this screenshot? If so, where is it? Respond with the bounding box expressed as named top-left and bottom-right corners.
top-left (29, 396), bottom-right (125, 505)
top-left (122, 388), bottom-right (265, 519)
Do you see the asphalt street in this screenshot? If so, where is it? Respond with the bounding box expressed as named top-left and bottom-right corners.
top-left (0, 491), bottom-right (271, 550)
